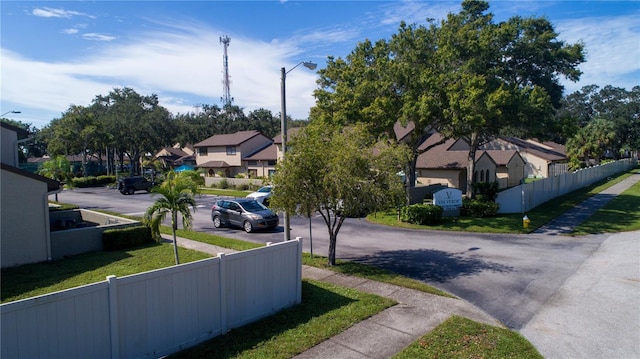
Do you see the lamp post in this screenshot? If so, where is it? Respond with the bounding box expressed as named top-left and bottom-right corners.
top-left (281, 61), bottom-right (317, 241)
top-left (1, 110), bottom-right (21, 117)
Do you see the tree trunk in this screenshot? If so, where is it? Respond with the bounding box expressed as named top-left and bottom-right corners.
top-left (172, 211), bottom-right (180, 265)
top-left (328, 233), bottom-right (337, 266)
top-left (466, 132), bottom-right (479, 198)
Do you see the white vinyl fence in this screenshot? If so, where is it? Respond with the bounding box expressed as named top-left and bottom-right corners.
top-left (496, 159), bottom-right (637, 213)
top-left (1, 239), bottom-right (302, 359)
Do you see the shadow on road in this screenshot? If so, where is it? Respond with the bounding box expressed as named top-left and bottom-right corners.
top-left (350, 248), bottom-right (514, 283)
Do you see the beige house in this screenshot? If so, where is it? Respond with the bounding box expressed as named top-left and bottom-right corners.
top-left (1, 122), bottom-right (61, 268)
top-left (480, 137), bottom-right (567, 178)
top-left (154, 144), bottom-right (195, 169)
top-left (194, 130), bottom-right (272, 177)
top-left (244, 144), bottom-right (278, 178)
top-left (415, 132), bottom-right (526, 193)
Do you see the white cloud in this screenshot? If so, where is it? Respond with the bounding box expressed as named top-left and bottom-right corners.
top-left (31, 7), bottom-right (95, 19)
top-left (82, 33), bottom-right (117, 42)
top-left (63, 28), bottom-right (79, 35)
top-left (556, 12), bottom-right (640, 93)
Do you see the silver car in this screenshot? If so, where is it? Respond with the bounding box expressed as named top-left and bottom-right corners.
top-left (211, 198), bottom-right (279, 233)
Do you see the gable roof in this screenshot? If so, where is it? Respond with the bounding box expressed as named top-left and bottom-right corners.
top-left (485, 137), bottom-right (566, 162)
top-left (1, 163), bottom-right (61, 192)
top-left (244, 144), bottom-right (277, 161)
top-left (194, 130), bottom-right (267, 148)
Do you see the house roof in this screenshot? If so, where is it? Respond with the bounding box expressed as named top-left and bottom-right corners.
top-left (194, 130), bottom-right (267, 147)
top-left (484, 150), bottom-right (520, 166)
top-left (273, 127), bottom-right (303, 145)
top-left (494, 137), bottom-right (566, 162)
top-left (1, 121), bottom-right (29, 137)
top-left (244, 144), bottom-right (277, 161)
top-left (1, 163), bottom-right (61, 192)
top-left (393, 121), bottom-right (415, 142)
top-left (197, 160), bottom-right (231, 168)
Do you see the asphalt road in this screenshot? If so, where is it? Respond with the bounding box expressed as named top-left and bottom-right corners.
top-left (56, 187), bottom-right (640, 357)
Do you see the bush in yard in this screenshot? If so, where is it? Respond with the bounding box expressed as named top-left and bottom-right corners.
top-left (472, 181), bottom-right (499, 202)
top-left (96, 175), bottom-right (116, 185)
top-left (103, 225), bottom-right (153, 251)
top-left (218, 178), bottom-right (229, 189)
top-left (461, 199), bottom-right (499, 217)
top-left (400, 204), bottom-right (443, 225)
top-left (71, 176), bottom-right (97, 188)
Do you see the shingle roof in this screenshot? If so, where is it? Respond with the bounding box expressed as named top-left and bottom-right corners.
top-left (244, 144), bottom-right (277, 161)
top-left (197, 160), bottom-right (231, 168)
top-left (194, 130), bottom-right (265, 147)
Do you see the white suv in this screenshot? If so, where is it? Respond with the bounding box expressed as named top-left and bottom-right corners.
top-left (246, 186), bottom-right (272, 206)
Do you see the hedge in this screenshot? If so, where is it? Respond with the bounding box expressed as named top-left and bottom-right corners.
top-left (461, 199), bottom-right (499, 217)
top-left (400, 204), bottom-right (443, 225)
top-left (103, 225), bottom-right (153, 251)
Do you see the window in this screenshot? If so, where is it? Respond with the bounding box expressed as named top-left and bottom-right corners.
top-left (198, 147), bottom-right (208, 156)
top-left (267, 160), bottom-right (276, 166)
top-left (226, 146), bottom-right (236, 155)
top-left (268, 169), bottom-right (276, 177)
top-left (480, 170), bottom-right (484, 182)
top-left (248, 160), bottom-right (257, 166)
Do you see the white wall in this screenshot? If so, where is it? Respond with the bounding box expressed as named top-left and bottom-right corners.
top-left (1, 239), bottom-right (302, 359)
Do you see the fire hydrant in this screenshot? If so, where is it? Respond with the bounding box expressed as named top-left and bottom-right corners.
top-left (523, 215), bottom-right (531, 229)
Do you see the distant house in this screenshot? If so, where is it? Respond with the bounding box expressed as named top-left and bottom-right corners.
top-left (1, 123), bottom-right (61, 268)
top-left (244, 144), bottom-right (278, 178)
top-left (194, 130), bottom-right (272, 177)
top-left (415, 132), bottom-right (526, 192)
top-left (154, 144), bottom-right (196, 169)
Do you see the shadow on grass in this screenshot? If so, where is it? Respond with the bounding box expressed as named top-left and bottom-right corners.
top-left (170, 280), bottom-right (357, 358)
top-left (0, 244), bottom-right (151, 302)
top-left (351, 248), bottom-right (514, 283)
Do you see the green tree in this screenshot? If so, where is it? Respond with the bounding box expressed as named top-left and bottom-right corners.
top-left (311, 0), bottom-right (585, 198)
top-left (37, 155), bottom-right (73, 201)
top-left (144, 171), bottom-right (199, 265)
top-left (270, 121), bottom-right (410, 266)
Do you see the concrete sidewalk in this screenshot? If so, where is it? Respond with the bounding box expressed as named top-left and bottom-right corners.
top-left (164, 233), bottom-right (501, 358)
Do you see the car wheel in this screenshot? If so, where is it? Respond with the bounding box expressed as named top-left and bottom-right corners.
top-left (127, 187), bottom-right (135, 195)
top-left (243, 221), bottom-right (253, 233)
top-left (212, 215), bottom-right (222, 228)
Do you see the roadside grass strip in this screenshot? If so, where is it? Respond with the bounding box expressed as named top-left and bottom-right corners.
top-left (169, 280), bottom-right (396, 359)
top-left (393, 315), bottom-right (543, 359)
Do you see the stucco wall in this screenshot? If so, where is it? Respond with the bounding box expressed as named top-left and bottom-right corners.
top-left (1, 127), bottom-right (18, 166)
top-left (1, 169), bottom-right (49, 268)
top-left (417, 169), bottom-right (463, 188)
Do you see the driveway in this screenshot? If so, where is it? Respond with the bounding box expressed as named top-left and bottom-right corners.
top-left (56, 187), bottom-right (640, 357)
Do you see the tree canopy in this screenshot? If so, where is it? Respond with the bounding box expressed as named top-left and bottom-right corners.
top-left (310, 0), bottom-right (585, 196)
top-left (270, 121), bottom-right (410, 265)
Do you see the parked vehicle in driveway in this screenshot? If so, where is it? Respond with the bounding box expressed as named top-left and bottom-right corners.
top-left (211, 198), bottom-right (279, 233)
top-left (118, 176), bottom-right (155, 195)
top-left (246, 185), bottom-right (272, 206)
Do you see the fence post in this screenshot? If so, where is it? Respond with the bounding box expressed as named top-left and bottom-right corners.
top-left (218, 253), bottom-right (227, 334)
top-left (107, 275), bottom-right (120, 359)
top-left (295, 237), bottom-right (303, 304)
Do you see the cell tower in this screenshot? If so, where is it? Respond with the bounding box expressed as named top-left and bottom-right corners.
top-left (220, 35), bottom-right (233, 106)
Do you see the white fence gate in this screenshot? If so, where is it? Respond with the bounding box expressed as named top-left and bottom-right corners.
top-left (496, 159), bottom-right (637, 213)
top-left (1, 239), bottom-right (302, 359)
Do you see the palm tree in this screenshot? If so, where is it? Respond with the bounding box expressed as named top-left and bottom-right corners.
top-left (38, 155), bottom-right (73, 201)
top-left (144, 171), bottom-right (198, 265)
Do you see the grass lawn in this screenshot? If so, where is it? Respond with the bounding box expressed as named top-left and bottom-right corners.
top-left (368, 168), bottom-right (638, 234)
top-left (198, 187), bottom-right (252, 197)
top-left (394, 316), bottom-right (543, 359)
top-left (572, 176), bottom-right (640, 234)
top-left (170, 280), bottom-right (396, 359)
top-left (0, 242), bottom-right (211, 303)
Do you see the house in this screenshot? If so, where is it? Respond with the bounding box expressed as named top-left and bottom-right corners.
top-left (1, 122), bottom-right (61, 268)
top-left (244, 144), bottom-right (278, 178)
top-left (414, 132), bottom-right (526, 192)
top-left (154, 144), bottom-right (196, 169)
top-left (480, 137), bottom-right (567, 178)
top-left (194, 130), bottom-right (272, 177)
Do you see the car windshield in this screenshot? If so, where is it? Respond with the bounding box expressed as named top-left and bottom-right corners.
top-left (257, 187), bottom-right (271, 193)
top-left (240, 200), bottom-right (268, 212)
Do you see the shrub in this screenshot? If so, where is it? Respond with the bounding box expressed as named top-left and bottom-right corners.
top-left (400, 204), bottom-right (443, 225)
top-left (96, 175), bottom-right (116, 185)
top-left (103, 225), bottom-right (153, 251)
top-left (218, 178), bottom-right (229, 189)
top-left (71, 176), bottom-right (97, 188)
top-left (236, 183), bottom-right (250, 191)
top-left (461, 199), bottom-right (499, 217)
top-left (472, 181), bottom-right (499, 202)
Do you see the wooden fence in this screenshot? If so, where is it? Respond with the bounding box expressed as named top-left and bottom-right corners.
top-left (1, 239), bottom-right (302, 359)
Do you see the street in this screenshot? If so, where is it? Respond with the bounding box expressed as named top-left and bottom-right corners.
top-left (56, 187), bottom-right (640, 357)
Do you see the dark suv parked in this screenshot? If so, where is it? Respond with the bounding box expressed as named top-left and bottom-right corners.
top-left (211, 198), bottom-right (279, 233)
top-left (118, 176), bottom-right (155, 195)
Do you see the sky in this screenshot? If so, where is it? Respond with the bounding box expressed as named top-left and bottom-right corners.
top-left (1, 1), bottom-right (639, 129)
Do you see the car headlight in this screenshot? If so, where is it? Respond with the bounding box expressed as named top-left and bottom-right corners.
top-left (247, 214), bottom-right (262, 220)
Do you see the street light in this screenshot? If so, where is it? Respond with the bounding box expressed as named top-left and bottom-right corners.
top-left (1, 110), bottom-right (21, 117)
top-left (281, 61), bottom-right (317, 241)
